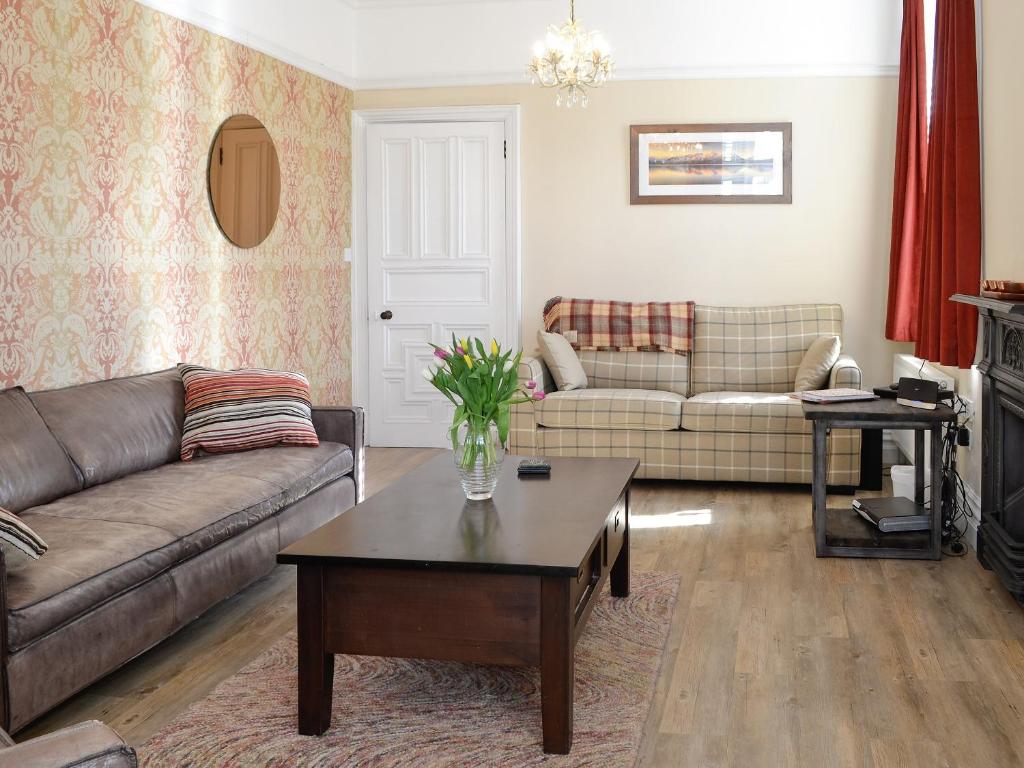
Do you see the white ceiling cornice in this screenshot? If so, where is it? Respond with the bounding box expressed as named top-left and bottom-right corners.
top-left (139, 0), bottom-right (900, 92)
top-left (135, 0), bottom-right (358, 89)
top-left (355, 63), bottom-right (898, 92)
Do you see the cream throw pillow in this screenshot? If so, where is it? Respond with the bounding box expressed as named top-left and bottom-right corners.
top-left (794, 335), bottom-right (841, 391)
top-left (537, 331), bottom-right (588, 391)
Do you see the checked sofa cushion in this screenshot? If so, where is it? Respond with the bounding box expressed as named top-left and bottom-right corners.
top-left (680, 391), bottom-right (810, 435)
top-left (534, 389), bottom-right (684, 431)
top-left (576, 350), bottom-right (689, 397)
top-left (690, 304), bottom-right (844, 395)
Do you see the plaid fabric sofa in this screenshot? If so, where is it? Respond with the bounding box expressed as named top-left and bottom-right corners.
top-left (510, 304), bottom-right (862, 485)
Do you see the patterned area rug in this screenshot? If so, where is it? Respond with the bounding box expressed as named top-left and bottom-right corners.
top-left (141, 571), bottom-right (679, 767)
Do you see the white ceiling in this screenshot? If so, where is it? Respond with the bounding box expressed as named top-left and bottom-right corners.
top-left (138, 0), bottom-right (901, 90)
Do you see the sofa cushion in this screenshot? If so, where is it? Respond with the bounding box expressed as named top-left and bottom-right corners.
top-left (690, 304), bottom-right (844, 395)
top-left (794, 335), bottom-right (841, 391)
top-left (178, 364), bottom-right (319, 460)
top-left (0, 505), bottom-right (48, 562)
top-left (535, 389), bottom-right (684, 431)
top-left (6, 442), bottom-right (352, 650)
top-left (537, 331), bottom-right (588, 391)
top-left (30, 369), bottom-right (185, 488)
top-left (680, 391), bottom-right (810, 434)
top-left (577, 350), bottom-right (689, 396)
top-left (0, 387), bottom-right (83, 513)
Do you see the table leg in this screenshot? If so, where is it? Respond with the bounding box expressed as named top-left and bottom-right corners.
top-left (540, 576), bottom-right (573, 754)
top-left (930, 425), bottom-right (944, 560)
top-left (914, 430), bottom-right (926, 506)
top-left (611, 488), bottom-right (630, 598)
top-left (297, 564), bottom-right (334, 736)
top-left (812, 421), bottom-right (828, 556)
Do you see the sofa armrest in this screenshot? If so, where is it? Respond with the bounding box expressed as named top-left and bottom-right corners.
top-left (508, 356), bottom-right (554, 455)
top-left (829, 354), bottom-right (863, 389)
top-left (519, 355), bottom-right (555, 395)
top-left (311, 406), bottom-right (365, 503)
top-left (0, 721), bottom-right (136, 768)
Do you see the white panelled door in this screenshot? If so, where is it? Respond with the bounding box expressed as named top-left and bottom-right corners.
top-left (366, 121), bottom-right (507, 447)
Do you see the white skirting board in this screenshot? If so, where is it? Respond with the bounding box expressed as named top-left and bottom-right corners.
top-left (962, 483), bottom-right (981, 552)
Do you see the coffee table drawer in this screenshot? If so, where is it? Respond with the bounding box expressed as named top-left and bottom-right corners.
top-left (605, 492), bottom-right (627, 567)
top-left (571, 536), bottom-right (602, 618)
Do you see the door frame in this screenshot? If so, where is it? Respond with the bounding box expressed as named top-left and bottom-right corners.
top-left (350, 105), bottom-right (522, 442)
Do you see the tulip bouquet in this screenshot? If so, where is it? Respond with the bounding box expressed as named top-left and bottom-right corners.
top-left (424, 336), bottom-right (545, 494)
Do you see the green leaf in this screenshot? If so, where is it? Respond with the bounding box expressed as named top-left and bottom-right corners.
top-left (497, 402), bottom-right (510, 446)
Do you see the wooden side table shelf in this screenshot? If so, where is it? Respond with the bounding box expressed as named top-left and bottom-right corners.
top-left (803, 399), bottom-right (955, 560)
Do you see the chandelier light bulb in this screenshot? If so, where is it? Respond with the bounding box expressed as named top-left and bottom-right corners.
top-left (525, 0), bottom-right (614, 107)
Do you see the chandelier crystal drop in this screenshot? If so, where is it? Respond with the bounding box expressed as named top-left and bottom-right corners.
top-left (527, 0), bottom-right (614, 108)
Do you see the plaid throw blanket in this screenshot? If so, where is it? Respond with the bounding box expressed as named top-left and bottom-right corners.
top-left (543, 297), bottom-right (696, 356)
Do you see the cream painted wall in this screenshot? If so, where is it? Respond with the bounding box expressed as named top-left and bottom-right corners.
top-left (943, 0), bottom-right (1024, 511)
top-left (982, 0), bottom-right (1024, 281)
top-left (356, 77), bottom-right (904, 386)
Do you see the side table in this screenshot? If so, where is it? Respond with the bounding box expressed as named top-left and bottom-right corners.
top-left (803, 398), bottom-right (955, 560)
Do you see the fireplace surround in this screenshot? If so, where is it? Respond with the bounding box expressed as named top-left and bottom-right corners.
top-left (954, 294), bottom-right (1024, 600)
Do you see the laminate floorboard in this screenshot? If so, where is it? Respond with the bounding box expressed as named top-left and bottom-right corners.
top-left (22, 453), bottom-right (1024, 767)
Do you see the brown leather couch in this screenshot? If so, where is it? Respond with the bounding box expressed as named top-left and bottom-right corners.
top-left (0, 720), bottom-right (136, 767)
top-left (0, 369), bottom-right (364, 734)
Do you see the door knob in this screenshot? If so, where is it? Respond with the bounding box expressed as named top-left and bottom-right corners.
top-left (380, 310), bottom-right (393, 320)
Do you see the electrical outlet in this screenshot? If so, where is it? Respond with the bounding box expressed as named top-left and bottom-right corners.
top-left (959, 396), bottom-right (975, 451)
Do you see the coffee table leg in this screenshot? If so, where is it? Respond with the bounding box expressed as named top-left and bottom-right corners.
top-left (297, 564), bottom-right (334, 735)
top-left (540, 576), bottom-right (573, 754)
top-left (611, 489), bottom-right (630, 598)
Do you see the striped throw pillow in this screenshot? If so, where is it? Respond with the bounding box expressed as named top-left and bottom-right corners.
top-left (178, 365), bottom-right (320, 461)
top-left (0, 506), bottom-right (47, 561)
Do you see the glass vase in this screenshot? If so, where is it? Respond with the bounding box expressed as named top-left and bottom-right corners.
top-left (453, 421), bottom-right (505, 500)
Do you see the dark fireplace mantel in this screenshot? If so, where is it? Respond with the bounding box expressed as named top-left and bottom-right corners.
top-left (953, 294), bottom-right (1024, 600)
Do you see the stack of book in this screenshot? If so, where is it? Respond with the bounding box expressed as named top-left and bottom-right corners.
top-left (788, 388), bottom-right (879, 404)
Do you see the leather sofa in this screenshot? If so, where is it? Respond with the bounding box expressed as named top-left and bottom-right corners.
top-left (511, 303), bottom-right (864, 487)
top-left (0, 720), bottom-right (136, 767)
top-left (0, 369), bottom-right (364, 733)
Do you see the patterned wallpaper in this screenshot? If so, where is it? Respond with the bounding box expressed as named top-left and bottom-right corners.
top-left (0, 0), bottom-right (353, 403)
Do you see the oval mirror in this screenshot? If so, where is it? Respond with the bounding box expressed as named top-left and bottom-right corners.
top-left (208, 114), bottom-right (281, 248)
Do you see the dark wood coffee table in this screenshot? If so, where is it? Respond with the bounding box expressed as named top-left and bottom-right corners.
top-left (277, 453), bottom-right (639, 754)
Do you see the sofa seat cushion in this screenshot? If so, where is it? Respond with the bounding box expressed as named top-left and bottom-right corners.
top-left (535, 389), bottom-right (684, 431)
top-left (680, 391), bottom-right (809, 434)
top-left (6, 442), bottom-right (352, 650)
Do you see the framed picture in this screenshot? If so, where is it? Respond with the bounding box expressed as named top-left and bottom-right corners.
top-left (630, 122), bottom-right (792, 204)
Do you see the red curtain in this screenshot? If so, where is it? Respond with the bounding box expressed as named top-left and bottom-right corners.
top-left (916, 0), bottom-right (982, 368)
top-left (885, 0), bottom-right (928, 342)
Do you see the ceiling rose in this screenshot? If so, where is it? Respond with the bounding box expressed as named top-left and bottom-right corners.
top-left (527, 0), bottom-right (614, 107)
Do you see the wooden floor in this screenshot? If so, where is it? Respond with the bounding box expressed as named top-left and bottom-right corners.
top-left (24, 449), bottom-right (1024, 767)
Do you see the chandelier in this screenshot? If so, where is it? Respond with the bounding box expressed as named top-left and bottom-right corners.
top-left (527, 0), bottom-right (614, 107)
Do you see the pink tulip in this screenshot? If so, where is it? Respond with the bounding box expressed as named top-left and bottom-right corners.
top-left (434, 348), bottom-right (450, 360)
top-left (525, 380), bottom-right (537, 389)
top-left (455, 345), bottom-right (465, 356)
top-left (532, 390), bottom-right (546, 400)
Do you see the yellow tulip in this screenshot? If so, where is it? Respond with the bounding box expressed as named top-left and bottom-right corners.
top-left (490, 339), bottom-right (499, 355)
top-left (460, 337), bottom-right (468, 352)
top-left (463, 354), bottom-right (473, 369)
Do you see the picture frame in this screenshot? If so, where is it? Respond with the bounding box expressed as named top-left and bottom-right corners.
top-left (630, 122), bottom-right (792, 205)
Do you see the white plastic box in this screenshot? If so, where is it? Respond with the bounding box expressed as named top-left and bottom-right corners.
top-left (891, 464), bottom-right (931, 501)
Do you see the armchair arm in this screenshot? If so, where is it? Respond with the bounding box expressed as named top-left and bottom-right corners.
top-left (311, 406), bottom-right (365, 503)
top-left (0, 721), bottom-right (136, 768)
top-left (829, 354), bottom-right (863, 389)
